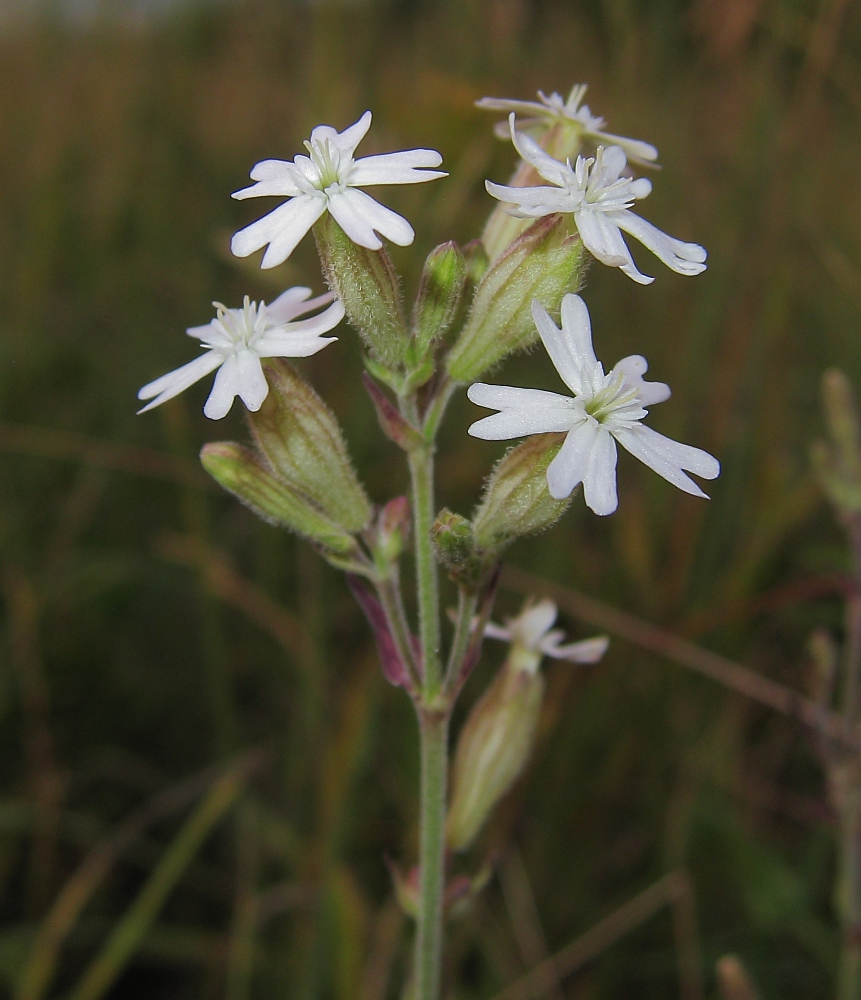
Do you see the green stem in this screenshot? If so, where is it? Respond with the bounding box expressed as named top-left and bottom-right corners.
top-left (414, 708), bottom-right (449, 1000)
top-left (444, 588), bottom-right (478, 691)
top-left (422, 376), bottom-right (457, 443)
top-left (408, 445), bottom-right (441, 694)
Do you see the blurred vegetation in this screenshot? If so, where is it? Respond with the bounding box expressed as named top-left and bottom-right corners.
top-left (0, 0), bottom-right (860, 996)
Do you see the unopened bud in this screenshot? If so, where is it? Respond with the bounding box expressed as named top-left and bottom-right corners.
top-left (411, 241), bottom-right (466, 360)
top-left (447, 214), bottom-right (584, 383)
top-left (446, 661), bottom-right (544, 852)
top-left (313, 213), bottom-right (407, 368)
top-left (431, 509), bottom-right (488, 589)
top-left (249, 361), bottom-right (372, 533)
top-left (201, 442), bottom-right (359, 558)
top-left (472, 435), bottom-right (571, 552)
top-left (375, 496), bottom-right (411, 566)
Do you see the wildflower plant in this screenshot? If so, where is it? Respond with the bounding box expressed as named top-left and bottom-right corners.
top-left (139, 90), bottom-right (718, 999)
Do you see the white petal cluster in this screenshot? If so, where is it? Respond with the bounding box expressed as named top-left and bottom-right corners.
top-left (485, 115), bottom-right (706, 285)
top-left (138, 288), bottom-right (343, 420)
top-left (230, 112), bottom-right (446, 269)
top-left (477, 84), bottom-right (658, 166)
top-left (484, 598), bottom-right (609, 674)
top-left (467, 295), bottom-right (720, 515)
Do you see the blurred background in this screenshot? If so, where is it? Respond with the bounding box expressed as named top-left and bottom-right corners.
top-left (1, 0), bottom-right (860, 997)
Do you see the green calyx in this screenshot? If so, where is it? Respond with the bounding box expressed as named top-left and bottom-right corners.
top-left (313, 213), bottom-right (407, 369)
top-left (472, 434), bottom-right (571, 552)
top-left (200, 442), bottom-right (361, 560)
top-left (446, 662), bottom-right (545, 851)
top-left (250, 360), bottom-right (372, 533)
top-left (446, 214), bottom-right (585, 383)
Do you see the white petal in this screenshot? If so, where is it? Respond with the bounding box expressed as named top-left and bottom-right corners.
top-left (466, 384), bottom-right (578, 439)
top-left (483, 621), bottom-right (513, 642)
top-left (329, 187), bottom-right (414, 247)
top-left (513, 600), bottom-right (558, 649)
top-left (546, 420), bottom-right (597, 499)
top-left (612, 211), bottom-right (707, 275)
top-left (203, 354), bottom-right (241, 420)
top-left (186, 321), bottom-right (218, 342)
top-left (532, 296), bottom-right (602, 394)
top-left (236, 351), bottom-right (269, 412)
top-left (137, 351), bottom-right (225, 413)
top-left (475, 96), bottom-right (547, 115)
top-left (230, 195), bottom-right (326, 267)
top-left (349, 149), bottom-right (445, 186)
top-left (595, 132), bottom-right (658, 163)
top-left (249, 159), bottom-right (296, 181)
top-left (314, 111), bottom-right (373, 157)
top-left (230, 168), bottom-right (302, 201)
top-left (254, 332), bottom-right (337, 358)
top-left (613, 355), bottom-right (671, 406)
top-left (542, 635), bottom-right (609, 662)
top-left (574, 209), bottom-right (632, 269)
top-left (268, 299), bottom-right (344, 340)
top-left (508, 115), bottom-right (570, 187)
top-left (596, 145), bottom-right (627, 182)
top-left (484, 180), bottom-right (569, 217)
top-left (628, 177), bottom-right (653, 200)
top-left (265, 286), bottom-right (312, 322)
top-left (582, 429), bottom-right (619, 515)
top-left (613, 424), bottom-right (719, 497)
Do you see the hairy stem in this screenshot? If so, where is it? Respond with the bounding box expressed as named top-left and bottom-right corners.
top-left (408, 444), bottom-right (441, 694)
top-left (414, 708), bottom-right (449, 1000)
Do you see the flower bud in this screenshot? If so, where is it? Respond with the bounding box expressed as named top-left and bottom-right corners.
top-left (446, 214), bottom-right (584, 383)
top-left (375, 496), bottom-right (411, 566)
top-left (411, 241), bottom-right (466, 360)
top-left (431, 508), bottom-right (488, 590)
top-left (446, 661), bottom-right (544, 852)
top-left (201, 442), bottom-right (360, 558)
top-left (249, 360), bottom-right (372, 533)
top-left (472, 434), bottom-right (571, 552)
top-left (813, 369), bottom-right (861, 513)
top-left (313, 213), bottom-right (407, 368)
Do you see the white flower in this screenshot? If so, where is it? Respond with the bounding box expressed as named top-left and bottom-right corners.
top-left (138, 288), bottom-right (343, 420)
top-left (476, 84), bottom-right (658, 166)
top-left (230, 112), bottom-right (446, 269)
top-left (485, 115), bottom-right (706, 285)
top-left (467, 294), bottom-right (720, 515)
top-left (485, 598), bottom-right (609, 674)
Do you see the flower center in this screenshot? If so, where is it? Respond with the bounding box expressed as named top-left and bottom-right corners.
top-left (584, 372), bottom-right (639, 423)
top-left (213, 297), bottom-right (267, 353)
top-left (305, 137), bottom-right (342, 189)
